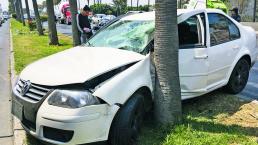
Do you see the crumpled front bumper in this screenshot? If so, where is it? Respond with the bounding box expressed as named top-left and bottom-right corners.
top-left (13, 88), bottom-right (119, 145)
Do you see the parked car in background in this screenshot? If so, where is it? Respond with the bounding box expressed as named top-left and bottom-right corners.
top-left (12, 9), bottom-right (257, 145)
top-left (104, 15), bottom-right (116, 21)
top-left (2, 11), bottom-right (9, 20)
top-left (207, 0), bottom-right (228, 13)
top-left (93, 15), bottom-right (117, 32)
top-left (126, 11), bottom-right (145, 14)
top-left (0, 15), bottom-right (4, 25)
top-left (92, 14), bottom-right (106, 25)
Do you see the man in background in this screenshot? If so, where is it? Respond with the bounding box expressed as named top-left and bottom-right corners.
top-left (77, 5), bottom-right (93, 44)
top-left (231, 7), bottom-right (241, 22)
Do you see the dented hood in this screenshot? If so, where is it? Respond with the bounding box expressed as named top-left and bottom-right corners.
top-left (20, 46), bottom-right (144, 86)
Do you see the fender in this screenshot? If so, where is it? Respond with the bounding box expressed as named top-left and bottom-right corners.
top-left (93, 55), bottom-right (153, 105)
top-left (225, 48), bottom-right (251, 84)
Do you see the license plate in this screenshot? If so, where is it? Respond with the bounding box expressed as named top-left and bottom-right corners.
top-left (12, 100), bottom-right (23, 121)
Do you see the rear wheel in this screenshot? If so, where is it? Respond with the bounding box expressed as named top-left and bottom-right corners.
top-left (225, 59), bottom-right (250, 94)
top-left (109, 94), bottom-right (145, 145)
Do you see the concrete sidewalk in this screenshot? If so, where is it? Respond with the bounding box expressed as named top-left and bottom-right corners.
top-left (0, 21), bottom-right (13, 145)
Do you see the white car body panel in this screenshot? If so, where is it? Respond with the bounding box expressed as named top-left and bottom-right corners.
top-left (93, 55), bottom-right (153, 105)
top-left (20, 47), bottom-right (144, 86)
top-left (13, 9), bottom-right (258, 144)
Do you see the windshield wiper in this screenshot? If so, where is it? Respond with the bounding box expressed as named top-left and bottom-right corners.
top-left (86, 41), bottom-right (92, 46)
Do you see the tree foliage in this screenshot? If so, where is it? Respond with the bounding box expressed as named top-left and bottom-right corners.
top-left (90, 4), bottom-right (150, 15)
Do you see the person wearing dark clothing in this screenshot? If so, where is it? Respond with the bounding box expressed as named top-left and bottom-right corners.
top-left (77, 5), bottom-right (93, 44)
top-left (231, 7), bottom-right (241, 22)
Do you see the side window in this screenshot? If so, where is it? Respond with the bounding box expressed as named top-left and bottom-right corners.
top-left (228, 20), bottom-right (240, 40)
top-left (178, 15), bottom-right (204, 48)
top-left (208, 13), bottom-right (240, 46)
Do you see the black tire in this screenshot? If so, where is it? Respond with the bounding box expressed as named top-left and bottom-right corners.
top-left (225, 59), bottom-right (250, 94)
top-left (109, 94), bottom-right (145, 145)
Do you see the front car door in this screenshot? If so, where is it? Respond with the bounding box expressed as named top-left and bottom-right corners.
top-left (207, 13), bottom-right (241, 90)
top-left (178, 13), bottom-right (209, 99)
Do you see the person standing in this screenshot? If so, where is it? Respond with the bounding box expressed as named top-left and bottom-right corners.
top-left (231, 7), bottom-right (241, 22)
top-left (77, 5), bottom-right (93, 44)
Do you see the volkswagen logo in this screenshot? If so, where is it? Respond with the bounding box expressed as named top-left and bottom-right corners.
top-left (21, 80), bottom-right (31, 96)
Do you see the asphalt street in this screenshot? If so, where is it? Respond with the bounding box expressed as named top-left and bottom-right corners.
top-left (0, 20), bottom-right (13, 145)
top-left (43, 22), bottom-right (72, 36)
top-left (238, 62), bottom-right (258, 100)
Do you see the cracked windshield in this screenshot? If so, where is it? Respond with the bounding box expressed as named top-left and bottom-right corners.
top-left (88, 20), bottom-right (155, 54)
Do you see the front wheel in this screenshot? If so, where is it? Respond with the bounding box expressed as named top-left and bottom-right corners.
top-left (109, 94), bottom-right (145, 145)
top-left (225, 59), bottom-right (250, 94)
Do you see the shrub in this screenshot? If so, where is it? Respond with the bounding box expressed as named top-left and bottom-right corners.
top-left (12, 13), bottom-right (17, 19)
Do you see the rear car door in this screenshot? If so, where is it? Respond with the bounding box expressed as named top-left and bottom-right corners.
top-left (207, 13), bottom-right (241, 89)
top-left (178, 13), bottom-right (209, 99)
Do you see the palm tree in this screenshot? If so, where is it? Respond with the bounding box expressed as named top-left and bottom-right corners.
top-left (113, 0), bottom-right (127, 15)
top-left (154, 0), bottom-right (182, 124)
top-left (253, 0), bottom-right (257, 22)
top-left (18, 0), bottom-right (25, 26)
top-left (148, 0), bottom-right (150, 11)
top-left (87, 0), bottom-right (90, 5)
top-left (25, 0), bottom-right (30, 20)
top-left (46, 0), bottom-right (59, 45)
top-left (32, 0), bottom-right (44, 35)
top-left (14, 0), bottom-right (21, 21)
top-left (69, 0), bottom-right (80, 46)
top-left (136, 0), bottom-right (139, 10)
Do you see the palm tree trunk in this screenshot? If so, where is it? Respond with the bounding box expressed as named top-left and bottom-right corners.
top-left (18, 0), bottom-right (26, 26)
top-left (136, 0), bottom-right (139, 10)
top-left (46, 0), bottom-right (59, 45)
top-left (32, 0), bottom-right (44, 35)
top-left (253, 0), bottom-right (257, 22)
top-left (154, 0), bottom-right (182, 124)
top-left (25, 0), bottom-right (30, 19)
top-left (131, 0), bottom-right (133, 8)
top-left (68, 0), bottom-right (80, 46)
top-left (11, 0), bottom-right (16, 15)
top-left (87, 0), bottom-right (90, 5)
top-left (148, 0), bottom-right (150, 11)
top-left (94, 0), bottom-right (95, 5)
top-left (14, 0), bottom-right (21, 21)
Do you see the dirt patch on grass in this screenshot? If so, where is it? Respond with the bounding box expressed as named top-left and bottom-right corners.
top-left (217, 100), bottom-right (258, 128)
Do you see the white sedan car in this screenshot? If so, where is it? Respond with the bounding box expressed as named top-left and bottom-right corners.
top-left (12, 9), bottom-right (257, 145)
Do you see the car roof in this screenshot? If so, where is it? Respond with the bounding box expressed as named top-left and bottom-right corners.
top-left (122, 9), bottom-right (224, 21)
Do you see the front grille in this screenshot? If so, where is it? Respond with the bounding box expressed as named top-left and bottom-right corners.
top-left (16, 79), bottom-right (51, 103)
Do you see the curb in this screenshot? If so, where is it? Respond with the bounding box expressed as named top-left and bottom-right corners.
top-left (9, 23), bottom-right (27, 145)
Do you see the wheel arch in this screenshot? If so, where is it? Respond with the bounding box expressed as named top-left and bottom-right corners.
top-left (129, 86), bottom-right (153, 112)
top-left (225, 53), bottom-right (251, 84)
top-left (241, 55), bottom-right (251, 68)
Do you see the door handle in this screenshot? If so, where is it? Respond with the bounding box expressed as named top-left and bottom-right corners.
top-left (232, 45), bottom-right (240, 50)
top-left (194, 55), bottom-right (208, 59)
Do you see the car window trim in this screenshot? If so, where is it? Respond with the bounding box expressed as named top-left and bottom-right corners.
top-left (179, 13), bottom-right (206, 49)
top-left (208, 13), bottom-right (241, 47)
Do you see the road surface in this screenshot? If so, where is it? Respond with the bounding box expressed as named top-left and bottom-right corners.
top-left (0, 20), bottom-right (13, 145)
top-left (238, 62), bottom-right (258, 100)
top-left (43, 22), bottom-right (72, 36)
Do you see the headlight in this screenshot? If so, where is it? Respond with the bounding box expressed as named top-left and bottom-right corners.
top-left (48, 90), bottom-right (100, 108)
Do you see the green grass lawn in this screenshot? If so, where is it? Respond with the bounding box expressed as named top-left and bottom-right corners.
top-left (11, 19), bottom-right (73, 74)
top-left (139, 91), bottom-right (258, 145)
